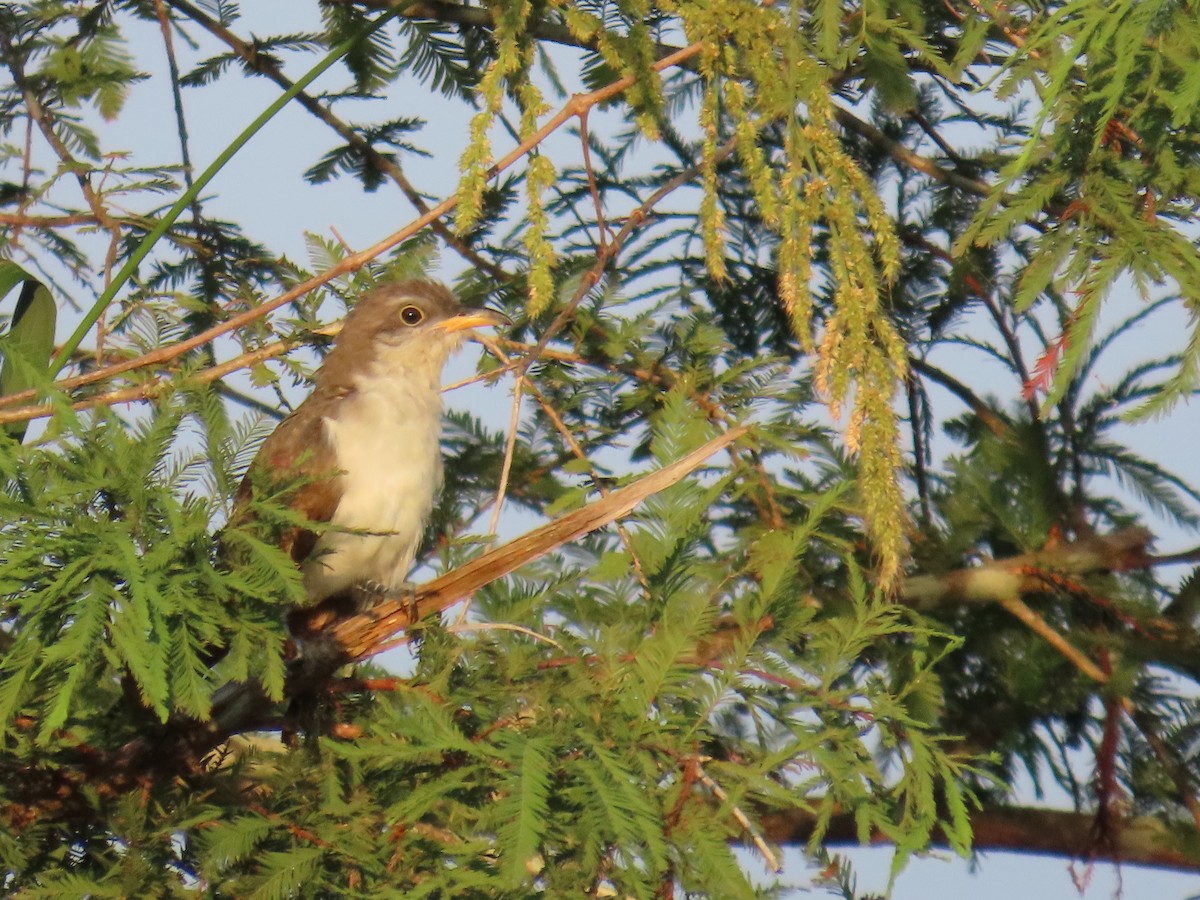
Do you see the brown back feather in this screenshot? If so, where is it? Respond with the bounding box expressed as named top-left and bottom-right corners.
top-left (232, 394), bottom-right (345, 565)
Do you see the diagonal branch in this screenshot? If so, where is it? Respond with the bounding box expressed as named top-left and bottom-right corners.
top-left (0, 38), bottom-right (703, 413)
top-left (165, 0), bottom-right (509, 282)
top-left (0, 106), bottom-right (721, 430)
top-left (908, 356), bottom-right (1010, 438)
top-left (1, 426), bottom-right (747, 830)
top-left (326, 426), bottom-right (747, 660)
top-left (757, 803), bottom-right (1200, 872)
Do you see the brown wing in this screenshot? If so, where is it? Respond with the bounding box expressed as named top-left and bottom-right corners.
top-left (232, 397), bottom-right (344, 566)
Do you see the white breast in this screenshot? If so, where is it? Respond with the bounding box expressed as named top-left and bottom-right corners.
top-left (302, 363), bottom-right (444, 602)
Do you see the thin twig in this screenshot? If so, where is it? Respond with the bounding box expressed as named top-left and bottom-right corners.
top-left (0, 321), bottom-right (344, 426)
top-left (694, 761), bottom-right (781, 873)
top-left (513, 134), bottom-right (735, 385)
top-left (0, 140), bottom-right (720, 427)
top-left (452, 370), bottom-right (525, 626)
top-left (833, 105), bottom-right (990, 197)
top-left (961, 0), bottom-right (1033, 52)
top-left (577, 108), bottom-right (611, 249)
top-left (911, 110), bottom-right (967, 165)
top-left (998, 591), bottom-right (1200, 830)
top-left (0, 39), bottom-right (704, 413)
top-left (996, 595), bottom-right (1109, 684)
top-left (1145, 546), bottom-right (1200, 567)
top-left (0, 211), bottom-right (100, 227)
top-left (488, 374), bottom-right (525, 537)
top-left (0, 36), bottom-right (126, 238)
top-left (909, 356), bottom-right (1009, 439)
top-left (481, 336), bottom-right (654, 597)
top-left (166, 0), bottom-right (504, 282)
top-left (444, 621), bottom-right (563, 649)
top-left (1128, 709), bottom-right (1200, 831)
top-left (441, 359), bottom-right (519, 393)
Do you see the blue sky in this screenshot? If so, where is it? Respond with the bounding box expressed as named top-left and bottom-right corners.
top-left (13, 2), bottom-right (1200, 896)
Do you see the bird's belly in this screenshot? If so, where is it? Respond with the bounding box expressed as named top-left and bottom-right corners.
top-left (302, 385), bottom-right (443, 602)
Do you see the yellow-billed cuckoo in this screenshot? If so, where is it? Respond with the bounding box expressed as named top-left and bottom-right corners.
top-left (235, 279), bottom-right (509, 637)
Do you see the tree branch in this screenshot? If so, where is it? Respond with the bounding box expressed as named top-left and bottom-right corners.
top-left (3, 427), bottom-right (748, 828)
top-left (900, 527), bottom-right (1154, 611)
top-left (908, 356), bottom-right (1010, 438)
top-left (331, 0), bottom-right (989, 197)
top-left (757, 804), bottom-right (1200, 872)
top-left (0, 38), bottom-right (702, 414)
top-left (165, 0), bottom-right (509, 282)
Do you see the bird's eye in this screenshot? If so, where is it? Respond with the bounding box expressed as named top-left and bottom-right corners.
top-left (399, 305), bottom-right (424, 326)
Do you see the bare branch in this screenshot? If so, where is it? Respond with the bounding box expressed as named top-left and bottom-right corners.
top-left (0, 40), bottom-right (703, 414)
top-left (757, 804), bottom-right (1200, 872)
top-left (900, 527), bottom-right (1154, 611)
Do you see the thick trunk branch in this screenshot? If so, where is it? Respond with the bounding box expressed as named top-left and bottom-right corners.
top-left (757, 804), bottom-right (1200, 872)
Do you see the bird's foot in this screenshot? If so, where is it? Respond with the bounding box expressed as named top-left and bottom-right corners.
top-left (353, 579), bottom-right (420, 622)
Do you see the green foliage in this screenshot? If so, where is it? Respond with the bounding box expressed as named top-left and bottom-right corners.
top-left (0, 400), bottom-right (291, 734)
top-left (4, 0), bottom-right (1200, 895)
top-left (179, 407), bottom-right (967, 896)
top-left (37, 21), bottom-right (141, 121)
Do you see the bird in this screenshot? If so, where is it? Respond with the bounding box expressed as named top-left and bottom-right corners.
top-left (232, 279), bottom-right (510, 640)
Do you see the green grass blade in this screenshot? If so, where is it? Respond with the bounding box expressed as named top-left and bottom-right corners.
top-left (50, 8), bottom-right (401, 378)
top-left (0, 262), bottom-right (57, 442)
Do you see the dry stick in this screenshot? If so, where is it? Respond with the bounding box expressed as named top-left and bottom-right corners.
top-left (0, 125), bottom-right (722, 429)
top-left (487, 372), bottom-right (525, 538)
top-left (577, 107), bottom-right (612, 248)
top-left (831, 105), bottom-right (990, 197)
top-left (369, 618), bottom-right (564, 658)
top-left (694, 761), bottom-right (781, 873)
top-left (331, 426), bottom-right (747, 660)
top-left (451, 369), bottom-right (526, 626)
top-left (0, 39), bottom-right (703, 416)
top-left (0, 211), bottom-right (100, 228)
top-left (977, 291), bottom-right (1042, 423)
top-left (996, 595), bottom-right (1109, 683)
top-left (444, 621), bottom-right (562, 649)
top-left (441, 358), bottom-right (519, 393)
top-left (481, 336), bottom-right (654, 597)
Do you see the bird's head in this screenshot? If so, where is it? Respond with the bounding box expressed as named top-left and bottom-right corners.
top-left (318, 280), bottom-right (511, 388)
